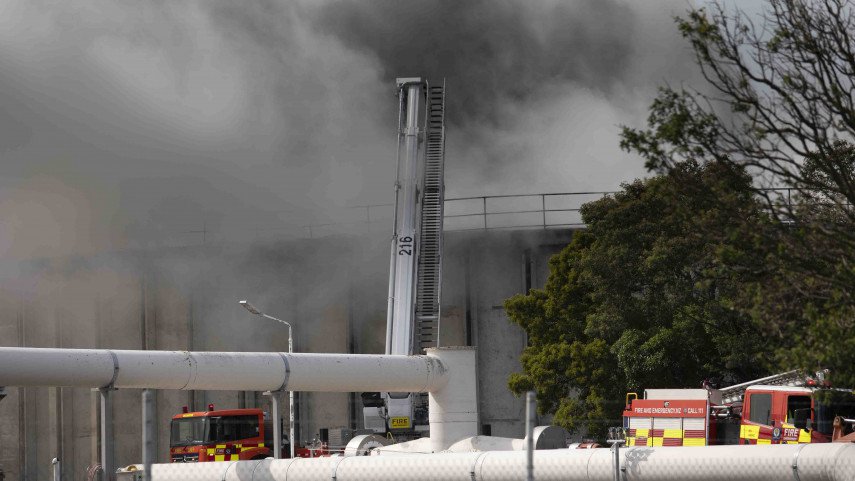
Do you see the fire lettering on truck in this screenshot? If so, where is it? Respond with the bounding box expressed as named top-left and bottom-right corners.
top-left (624, 400), bottom-right (708, 418)
top-left (633, 406), bottom-right (706, 415)
top-left (390, 416), bottom-right (411, 429)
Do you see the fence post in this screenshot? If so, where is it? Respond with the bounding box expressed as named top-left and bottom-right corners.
top-left (526, 391), bottom-right (536, 481)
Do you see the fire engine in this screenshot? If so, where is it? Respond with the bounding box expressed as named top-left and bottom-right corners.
top-left (622, 370), bottom-right (855, 447)
top-left (169, 404), bottom-right (290, 462)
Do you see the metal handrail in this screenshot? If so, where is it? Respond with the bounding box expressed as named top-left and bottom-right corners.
top-left (167, 187), bottom-right (841, 244)
top-left (445, 208), bottom-right (584, 219)
top-left (446, 191), bottom-right (616, 201)
top-left (442, 192), bottom-right (615, 231)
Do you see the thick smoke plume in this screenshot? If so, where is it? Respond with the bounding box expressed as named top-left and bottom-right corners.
top-left (0, 0), bottom-right (707, 361)
top-left (0, 0), bottom-right (698, 259)
top-left (309, 0), bottom-right (702, 193)
top-left (311, 0), bottom-right (637, 125)
top-left (0, 0), bottom-right (706, 360)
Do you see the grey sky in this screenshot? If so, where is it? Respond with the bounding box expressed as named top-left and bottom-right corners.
top-left (0, 0), bottom-right (766, 259)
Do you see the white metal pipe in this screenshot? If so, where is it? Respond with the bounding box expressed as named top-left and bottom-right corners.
top-left (120, 443), bottom-right (855, 481)
top-left (0, 348), bottom-right (447, 393)
top-left (286, 352), bottom-right (446, 393)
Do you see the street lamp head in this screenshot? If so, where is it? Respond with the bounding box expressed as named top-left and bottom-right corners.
top-left (239, 300), bottom-right (263, 316)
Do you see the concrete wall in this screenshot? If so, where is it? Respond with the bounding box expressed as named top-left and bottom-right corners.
top-left (440, 230), bottom-right (573, 438)
top-left (0, 228), bottom-right (574, 480)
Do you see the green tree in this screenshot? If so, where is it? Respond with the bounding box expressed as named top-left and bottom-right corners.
top-left (509, 0), bottom-right (855, 440)
top-left (620, 0), bottom-right (855, 385)
top-left (506, 161), bottom-right (774, 439)
top-left (732, 143), bottom-right (855, 386)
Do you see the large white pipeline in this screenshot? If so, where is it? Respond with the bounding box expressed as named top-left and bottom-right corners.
top-left (0, 348), bottom-right (447, 393)
top-left (0, 346), bottom-right (478, 452)
top-left (120, 443), bottom-right (855, 481)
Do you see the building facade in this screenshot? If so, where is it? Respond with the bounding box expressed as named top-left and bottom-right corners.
top-left (0, 228), bottom-right (574, 480)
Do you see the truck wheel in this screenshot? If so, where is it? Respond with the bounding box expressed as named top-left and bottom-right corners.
top-left (251, 455), bottom-right (268, 460)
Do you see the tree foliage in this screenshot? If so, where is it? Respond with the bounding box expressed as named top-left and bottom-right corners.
top-left (621, 0), bottom-right (855, 290)
top-left (619, 0), bottom-right (854, 385)
top-left (509, 0), bottom-right (855, 439)
top-left (506, 161), bottom-right (775, 438)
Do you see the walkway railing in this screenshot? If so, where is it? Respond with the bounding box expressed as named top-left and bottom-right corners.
top-left (163, 187), bottom-right (830, 245)
top-left (285, 192), bottom-right (614, 239)
top-left (159, 192), bottom-right (609, 246)
top-left (443, 192), bottom-right (614, 231)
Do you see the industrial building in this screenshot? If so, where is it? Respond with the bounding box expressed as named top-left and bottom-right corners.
top-left (0, 226), bottom-right (574, 480)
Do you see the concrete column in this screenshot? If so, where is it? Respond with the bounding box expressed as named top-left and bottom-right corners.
top-left (90, 390), bottom-right (100, 477)
top-left (142, 389), bottom-right (155, 480)
top-left (51, 387), bottom-right (62, 481)
top-left (426, 347), bottom-right (477, 452)
top-left (267, 391), bottom-right (285, 459)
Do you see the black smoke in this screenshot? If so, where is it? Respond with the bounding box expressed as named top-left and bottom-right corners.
top-left (0, 0), bottom-right (699, 257)
top-left (310, 0), bottom-right (638, 126)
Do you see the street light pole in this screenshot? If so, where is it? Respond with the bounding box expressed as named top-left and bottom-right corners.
top-left (239, 300), bottom-right (296, 460)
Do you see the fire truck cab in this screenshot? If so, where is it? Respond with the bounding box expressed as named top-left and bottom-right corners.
top-left (169, 405), bottom-right (290, 462)
top-left (740, 385), bottom-right (855, 444)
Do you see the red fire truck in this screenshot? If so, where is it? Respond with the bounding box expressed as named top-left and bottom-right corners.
top-left (169, 405), bottom-right (290, 462)
top-left (622, 370), bottom-right (855, 447)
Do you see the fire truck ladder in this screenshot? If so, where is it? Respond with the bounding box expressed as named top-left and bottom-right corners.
top-left (415, 82), bottom-right (447, 351)
top-left (717, 370), bottom-right (804, 405)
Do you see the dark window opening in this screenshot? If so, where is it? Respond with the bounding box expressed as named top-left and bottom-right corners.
top-left (208, 415), bottom-right (260, 443)
top-left (786, 395), bottom-right (811, 424)
top-left (816, 391), bottom-right (855, 436)
top-left (748, 393), bottom-right (772, 426)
